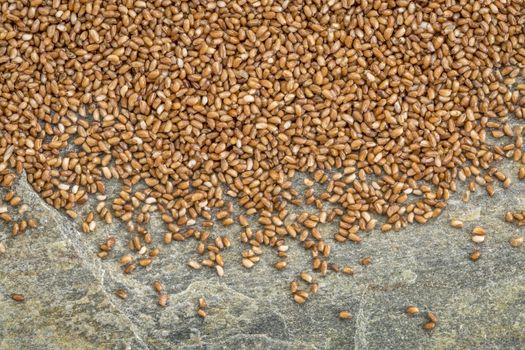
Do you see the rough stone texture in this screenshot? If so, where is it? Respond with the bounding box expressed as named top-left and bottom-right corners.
top-left (1, 160), bottom-right (525, 349)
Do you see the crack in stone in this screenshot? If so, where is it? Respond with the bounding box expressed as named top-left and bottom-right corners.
top-left (354, 285), bottom-right (369, 350)
top-left (19, 176), bottom-right (151, 350)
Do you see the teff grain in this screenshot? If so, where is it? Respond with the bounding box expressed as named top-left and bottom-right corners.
top-left (11, 293), bottom-right (25, 302)
top-left (470, 250), bottom-right (481, 262)
top-left (0, 0), bottom-right (524, 317)
top-left (405, 306), bottom-right (420, 316)
top-left (422, 322), bottom-right (436, 331)
top-left (339, 311), bottom-right (351, 319)
top-left (510, 237), bottom-right (524, 247)
top-left (450, 220), bottom-right (464, 229)
top-left (115, 289), bottom-right (128, 300)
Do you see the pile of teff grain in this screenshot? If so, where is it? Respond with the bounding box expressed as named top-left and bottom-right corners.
top-left (1, 0), bottom-right (525, 319)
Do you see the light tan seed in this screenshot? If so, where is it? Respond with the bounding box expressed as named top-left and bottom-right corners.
top-left (115, 289), bottom-right (128, 300)
top-left (510, 237), bottom-right (523, 247)
top-left (472, 227), bottom-right (486, 236)
top-left (450, 220), bottom-right (463, 228)
top-left (242, 258), bottom-right (254, 269)
top-left (158, 293), bottom-right (168, 307)
top-left (339, 311), bottom-right (351, 319)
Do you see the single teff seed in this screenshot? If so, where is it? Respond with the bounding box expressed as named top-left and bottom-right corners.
top-left (470, 250), bottom-right (481, 262)
top-left (405, 306), bottom-right (420, 316)
top-left (519, 168), bottom-right (525, 180)
top-left (115, 289), bottom-right (128, 300)
top-left (472, 235), bottom-right (485, 244)
top-left (339, 311), bottom-right (351, 319)
top-left (510, 237), bottom-right (524, 247)
top-left (427, 312), bottom-right (438, 323)
top-left (153, 280), bottom-right (163, 293)
top-left (360, 257), bottom-right (372, 266)
top-left (423, 322), bottom-right (436, 331)
top-left (158, 293), bottom-right (168, 307)
top-left (11, 293), bottom-right (25, 302)
top-left (450, 220), bottom-right (464, 229)
top-left (472, 227), bottom-right (486, 236)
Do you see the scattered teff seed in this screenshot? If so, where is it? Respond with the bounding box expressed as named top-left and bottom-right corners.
top-left (360, 257), bottom-right (372, 266)
top-left (342, 266), bottom-right (354, 275)
top-left (519, 168), bottom-right (525, 180)
top-left (470, 250), bottom-right (481, 262)
top-left (197, 309), bottom-right (207, 318)
top-left (510, 237), bottom-right (524, 247)
top-left (242, 258), bottom-right (254, 269)
top-left (471, 235), bottom-right (485, 244)
top-left (300, 272), bottom-right (313, 284)
top-left (188, 260), bottom-right (202, 270)
top-left (274, 261), bottom-right (287, 270)
top-left (199, 298), bottom-right (207, 309)
top-left (427, 311), bottom-right (438, 323)
top-left (422, 322), bottom-right (436, 331)
top-left (115, 289), bottom-right (128, 300)
top-left (339, 311), bottom-right (351, 319)
top-left (450, 220), bottom-right (464, 229)
top-left (119, 255), bottom-right (133, 265)
top-left (293, 294), bottom-right (306, 305)
top-left (153, 280), bottom-right (163, 293)
top-left (472, 227), bottom-right (486, 236)
top-left (405, 306), bottom-right (420, 316)
top-left (11, 293), bottom-right (25, 302)
top-left (158, 294), bottom-right (168, 307)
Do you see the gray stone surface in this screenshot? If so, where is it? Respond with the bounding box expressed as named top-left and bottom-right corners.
top-left (1, 160), bottom-right (525, 349)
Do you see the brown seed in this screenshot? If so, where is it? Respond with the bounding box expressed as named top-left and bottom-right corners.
top-left (199, 297), bottom-right (207, 309)
top-left (0, 0), bottom-right (523, 316)
top-left (188, 260), bottom-right (202, 270)
top-left (427, 311), bottom-right (438, 323)
top-left (470, 250), bottom-right (481, 261)
top-left (300, 271), bottom-right (313, 284)
top-left (115, 289), bottom-right (128, 300)
top-left (11, 293), bottom-right (25, 302)
top-left (242, 258), bottom-right (255, 269)
top-left (360, 257), bottom-right (371, 266)
top-left (342, 266), bottom-right (354, 275)
top-left (274, 261), bottom-right (287, 270)
top-left (422, 321), bottom-right (436, 331)
top-left (139, 258), bottom-right (152, 267)
top-left (510, 237), bottom-right (524, 247)
top-left (119, 255), bottom-right (133, 265)
top-left (197, 309), bottom-right (207, 318)
top-left (472, 227), bottom-right (486, 236)
top-left (519, 168), bottom-right (525, 179)
top-left (153, 280), bottom-right (163, 293)
top-left (293, 294), bottom-right (306, 304)
top-left (405, 306), bottom-right (420, 315)
top-left (339, 311), bottom-right (351, 319)
top-left (158, 293), bottom-right (168, 307)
